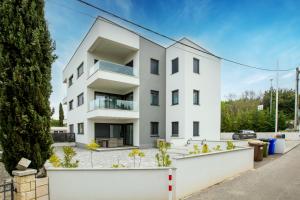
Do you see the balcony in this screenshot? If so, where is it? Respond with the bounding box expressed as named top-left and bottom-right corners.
top-left (89, 98), bottom-right (135, 111)
top-left (89, 60), bottom-right (134, 77)
top-left (87, 98), bottom-right (139, 120)
top-left (87, 60), bottom-right (139, 93)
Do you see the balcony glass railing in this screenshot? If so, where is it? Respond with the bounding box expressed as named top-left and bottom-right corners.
top-left (89, 98), bottom-right (135, 111)
top-left (89, 60), bottom-right (134, 76)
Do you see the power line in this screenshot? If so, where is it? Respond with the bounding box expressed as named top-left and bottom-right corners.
top-left (74, 0), bottom-right (295, 72)
top-left (47, 0), bottom-right (296, 72)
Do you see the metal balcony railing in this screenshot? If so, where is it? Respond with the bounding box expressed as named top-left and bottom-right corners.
top-left (89, 98), bottom-right (135, 111)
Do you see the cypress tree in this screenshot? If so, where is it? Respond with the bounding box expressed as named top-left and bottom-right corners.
top-left (0, 0), bottom-right (56, 173)
top-left (59, 103), bottom-right (64, 126)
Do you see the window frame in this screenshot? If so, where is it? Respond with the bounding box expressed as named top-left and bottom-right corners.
top-left (150, 58), bottom-right (159, 75)
top-left (193, 121), bottom-right (199, 136)
top-left (150, 90), bottom-right (159, 106)
top-left (193, 90), bottom-right (200, 105)
top-left (77, 62), bottom-right (84, 78)
top-left (69, 100), bottom-right (73, 110)
top-left (77, 123), bottom-right (84, 135)
top-left (68, 75), bottom-right (73, 87)
top-left (77, 93), bottom-right (84, 107)
top-left (193, 58), bottom-right (200, 74)
top-left (172, 90), bottom-right (179, 105)
top-left (172, 121), bottom-right (179, 137)
top-left (171, 57), bottom-right (179, 74)
top-left (150, 122), bottom-right (159, 137)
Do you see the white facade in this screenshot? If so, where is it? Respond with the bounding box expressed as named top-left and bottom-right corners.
top-left (166, 39), bottom-right (221, 146)
top-left (63, 17), bottom-right (221, 147)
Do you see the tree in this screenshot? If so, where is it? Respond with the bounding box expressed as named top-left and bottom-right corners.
top-left (0, 0), bottom-right (56, 173)
top-left (59, 103), bottom-right (64, 126)
top-left (51, 107), bottom-right (55, 116)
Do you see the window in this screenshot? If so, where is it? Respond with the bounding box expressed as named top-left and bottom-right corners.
top-left (172, 90), bottom-right (179, 105)
top-left (193, 58), bottom-right (200, 74)
top-left (77, 93), bottom-right (84, 106)
top-left (77, 62), bottom-right (84, 78)
top-left (68, 75), bottom-right (73, 87)
top-left (150, 122), bottom-right (159, 136)
top-left (78, 123), bottom-right (84, 134)
top-left (193, 121), bottom-right (199, 136)
top-left (69, 100), bottom-right (73, 110)
top-left (150, 58), bottom-right (159, 75)
top-left (150, 90), bottom-right (159, 106)
top-left (172, 58), bottom-right (179, 74)
top-left (69, 124), bottom-right (74, 133)
top-left (172, 122), bottom-right (179, 137)
top-left (193, 90), bottom-right (199, 105)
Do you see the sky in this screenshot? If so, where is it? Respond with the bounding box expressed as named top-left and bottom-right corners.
top-left (45, 0), bottom-right (300, 118)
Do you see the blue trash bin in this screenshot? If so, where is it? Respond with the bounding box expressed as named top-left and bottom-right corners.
top-left (268, 138), bottom-right (276, 155)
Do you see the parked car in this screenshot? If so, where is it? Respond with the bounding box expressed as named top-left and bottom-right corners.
top-left (232, 130), bottom-right (257, 140)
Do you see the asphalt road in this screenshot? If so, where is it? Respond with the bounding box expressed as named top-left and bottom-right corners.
top-left (187, 144), bottom-right (300, 200)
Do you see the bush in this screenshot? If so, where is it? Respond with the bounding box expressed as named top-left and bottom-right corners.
top-left (155, 141), bottom-right (172, 167)
top-left (226, 141), bottom-right (236, 150)
top-left (49, 147), bottom-right (79, 168)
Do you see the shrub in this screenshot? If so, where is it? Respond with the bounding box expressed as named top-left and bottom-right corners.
top-left (189, 144), bottom-right (201, 154)
top-left (155, 141), bottom-right (172, 167)
top-left (226, 141), bottom-right (236, 150)
top-left (49, 147), bottom-right (79, 168)
top-left (49, 153), bottom-right (61, 167)
top-left (128, 149), bottom-right (145, 167)
top-left (201, 144), bottom-right (211, 153)
top-left (213, 145), bottom-right (222, 151)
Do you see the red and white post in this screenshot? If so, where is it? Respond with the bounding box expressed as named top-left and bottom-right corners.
top-left (168, 169), bottom-right (173, 200)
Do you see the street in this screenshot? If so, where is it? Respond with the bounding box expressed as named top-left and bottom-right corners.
top-left (186, 144), bottom-right (300, 200)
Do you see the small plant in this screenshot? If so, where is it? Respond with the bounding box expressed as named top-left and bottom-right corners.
top-left (213, 145), bottom-right (222, 151)
top-left (189, 144), bottom-right (201, 154)
top-left (213, 145), bottom-right (221, 151)
top-left (128, 149), bottom-right (145, 167)
top-left (112, 158), bottom-right (125, 168)
top-left (226, 141), bottom-right (236, 150)
top-left (61, 146), bottom-right (79, 168)
top-left (201, 144), bottom-right (211, 153)
top-left (49, 147), bottom-right (79, 168)
top-left (86, 140), bottom-right (100, 168)
top-left (155, 141), bottom-right (172, 167)
top-left (49, 153), bottom-right (61, 167)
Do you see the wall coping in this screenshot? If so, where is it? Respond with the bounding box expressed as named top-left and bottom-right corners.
top-left (174, 147), bottom-right (253, 160)
top-left (12, 168), bottom-right (37, 176)
top-left (46, 167), bottom-right (176, 171)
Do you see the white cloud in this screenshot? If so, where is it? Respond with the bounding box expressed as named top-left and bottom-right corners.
top-left (282, 72), bottom-right (294, 79)
top-left (243, 73), bottom-right (272, 85)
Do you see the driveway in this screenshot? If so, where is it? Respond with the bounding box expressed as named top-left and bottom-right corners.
top-left (187, 144), bottom-right (300, 200)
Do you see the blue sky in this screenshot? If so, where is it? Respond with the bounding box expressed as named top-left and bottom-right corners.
top-left (45, 0), bottom-right (300, 118)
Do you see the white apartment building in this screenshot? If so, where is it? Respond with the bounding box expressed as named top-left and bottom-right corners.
top-left (62, 17), bottom-right (221, 148)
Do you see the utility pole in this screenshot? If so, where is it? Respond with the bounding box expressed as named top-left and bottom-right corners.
top-left (294, 67), bottom-right (300, 129)
top-left (270, 78), bottom-right (273, 115)
top-left (275, 61), bottom-right (279, 133)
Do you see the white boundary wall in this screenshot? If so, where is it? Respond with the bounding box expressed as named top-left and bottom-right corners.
top-left (221, 132), bottom-right (300, 140)
top-left (47, 168), bottom-right (175, 200)
top-left (173, 147), bottom-right (253, 199)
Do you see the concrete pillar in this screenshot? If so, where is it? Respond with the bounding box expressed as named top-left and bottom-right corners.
top-left (12, 169), bottom-right (49, 200)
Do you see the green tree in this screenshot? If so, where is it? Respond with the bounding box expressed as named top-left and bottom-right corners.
top-left (0, 0), bottom-right (56, 173)
top-left (59, 103), bottom-right (64, 126)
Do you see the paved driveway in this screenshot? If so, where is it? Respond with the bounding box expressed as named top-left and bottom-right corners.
top-left (187, 144), bottom-right (300, 200)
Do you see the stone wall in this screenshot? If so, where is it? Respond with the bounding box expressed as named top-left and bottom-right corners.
top-left (12, 169), bottom-right (49, 200)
